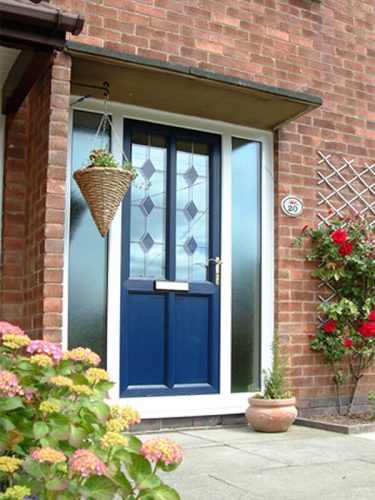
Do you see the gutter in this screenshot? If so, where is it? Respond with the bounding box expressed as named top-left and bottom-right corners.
top-left (0, 0), bottom-right (84, 50)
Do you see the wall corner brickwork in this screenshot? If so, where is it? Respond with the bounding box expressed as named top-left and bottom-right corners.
top-left (1, 53), bottom-right (71, 343)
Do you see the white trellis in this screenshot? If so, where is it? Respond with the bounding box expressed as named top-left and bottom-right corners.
top-left (317, 151), bottom-right (375, 227)
top-left (316, 151), bottom-right (375, 304)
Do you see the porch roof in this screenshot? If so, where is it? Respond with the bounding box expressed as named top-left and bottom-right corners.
top-left (67, 41), bottom-right (322, 131)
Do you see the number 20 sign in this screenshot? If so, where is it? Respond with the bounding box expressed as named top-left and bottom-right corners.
top-left (281, 196), bottom-right (304, 217)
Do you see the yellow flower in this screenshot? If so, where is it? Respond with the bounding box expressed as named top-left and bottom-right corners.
top-left (86, 367), bottom-right (110, 384)
top-left (0, 456), bottom-right (24, 474)
top-left (2, 485), bottom-right (31, 499)
top-left (31, 447), bottom-right (66, 464)
top-left (39, 401), bottom-right (60, 413)
top-left (30, 354), bottom-right (53, 367)
top-left (50, 375), bottom-right (73, 387)
top-left (71, 385), bottom-right (92, 396)
top-left (106, 418), bottom-right (128, 432)
top-left (2, 334), bottom-right (31, 349)
top-left (63, 347), bottom-right (100, 366)
top-left (100, 431), bottom-right (129, 450)
top-left (109, 404), bottom-right (141, 427)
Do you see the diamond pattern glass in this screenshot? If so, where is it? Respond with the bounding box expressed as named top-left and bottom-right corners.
top-left (185, 236), bottom-right (198, 255)
top-left (141, 196), bottom-right (155, 216)
top-left (183, 166), bottom-right (198, 186)
top-left (141, 159), bottom-right (156, 179)
top-left (130, 132), bottom-right (167, 278)
top-left (140, 232), bottom-right (155, 252)
top-left (176, 141), bottom-right (209, 281)
top-left (184, 201), bottom-right (198, 221)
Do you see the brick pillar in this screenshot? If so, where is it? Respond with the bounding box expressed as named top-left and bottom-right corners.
top-left (1, 52), bottom-right (71, 343)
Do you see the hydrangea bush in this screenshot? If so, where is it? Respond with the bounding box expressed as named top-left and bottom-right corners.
top-left (297, 216), bottom-right (375, 415)
top-left (0, 322), bottom-right (182, 499)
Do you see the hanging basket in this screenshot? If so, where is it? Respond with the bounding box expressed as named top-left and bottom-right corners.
top-left (73, 166), bottom-right (132, 237)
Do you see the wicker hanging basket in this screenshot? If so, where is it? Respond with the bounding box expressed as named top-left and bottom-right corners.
top-left (73, 166), bottom-right (132, 237)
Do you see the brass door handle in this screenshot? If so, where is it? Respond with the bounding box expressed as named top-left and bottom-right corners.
top-left (208, 257), bottom-right (223, 286)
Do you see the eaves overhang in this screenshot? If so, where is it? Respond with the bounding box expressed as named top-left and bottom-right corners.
top-left (0, 0), bottom-right (84, 51)
top-left (1, 0), bottom-right (84, 113)
top-left (66, 41), bottom-right (322, 131)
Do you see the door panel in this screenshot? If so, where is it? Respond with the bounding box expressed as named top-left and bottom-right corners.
top-left (120, 120), bottom-right (221, 397)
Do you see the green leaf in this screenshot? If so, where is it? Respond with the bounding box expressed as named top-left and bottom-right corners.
top-left (33, 421), bottom-right (50, 439)
top-left (40, 436), bottom-right (59, 449)
top-left (69, 425), bottom-right (87, 447)
top-left (138, 485), bottom-right (180, 500)
top-left (49, 413), bottom-right (71, 426)
top-left (125, 434), bottom-right (142, 452)
top-left (46, 478), bottom-right (70, 491)
top-left (81, 475), bottom-right (117, 500)
top-left (139, 474), bottom-right (161, 489)
top-left (71, 373), bottom-right (90, 385)
top-left (23, 458), bottom-right (47, 479)
top-left (90, 401), bottom-right (110, 423)
top-left (125, 453), bottom-right (152, 482)
top-left (0, 396), bottom-right (24, 412)
top-left (112, 471), bottom-right (133, 495)
top-left (1, 417), bottom-right (15, 431)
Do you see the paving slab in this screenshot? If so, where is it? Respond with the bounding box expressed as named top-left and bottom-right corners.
top-left (151, 425), bottom-right (375, 500)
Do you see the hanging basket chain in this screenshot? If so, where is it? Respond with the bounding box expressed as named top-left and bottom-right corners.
top-left (88, 82), bottom-right (131, 165)
top-left (73, 81), bottom-right (133, 237)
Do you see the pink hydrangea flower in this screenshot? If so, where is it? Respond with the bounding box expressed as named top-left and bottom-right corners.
top-left (140, 437), bottom-right (183, 466)
top-left (26, 340), bottom-right (63, 362)
top-left (0, 322), bottom-right (26, 337)
top-left (69, 449), bottom-right (108, 477)
top-left (0, 370), bottom-right (23, 397)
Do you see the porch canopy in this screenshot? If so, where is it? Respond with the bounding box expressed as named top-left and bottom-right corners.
top-left (67, 41), bottom-right (322, 131)
top-left (0, 0), bottom-right (84, 113)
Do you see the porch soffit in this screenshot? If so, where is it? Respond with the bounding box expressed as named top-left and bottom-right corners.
top-left (67, 41), bottom-right (322, 131)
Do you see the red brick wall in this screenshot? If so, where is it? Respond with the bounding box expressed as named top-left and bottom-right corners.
top-left (2, 0), bottom-right (374, 412)
top-left (1, 53), bottom-right (71, 341)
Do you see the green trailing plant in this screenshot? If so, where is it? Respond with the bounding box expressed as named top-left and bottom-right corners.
top-left (296, 215), bottom-right (375, 416)
top-left (261, 332), bottom-right (291, 400)
top-left (368, 392), bottom-right (375, 420)
top-left (88, 148), bottom-right (137, 179)
top-left (0, 322), bottom-right (182, 500)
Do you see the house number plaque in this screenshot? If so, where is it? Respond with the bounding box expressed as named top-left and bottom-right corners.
top-left (281, 196), bottom-right (304, 217)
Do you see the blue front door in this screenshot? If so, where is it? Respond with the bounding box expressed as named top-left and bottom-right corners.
top-left (120, 120), bottom-right (221, 397)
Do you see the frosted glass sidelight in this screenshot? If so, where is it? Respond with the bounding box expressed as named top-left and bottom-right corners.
top-left (69, 111), bottom-right (109, 366)
top-left (231, 138), bottom-right (261, 392)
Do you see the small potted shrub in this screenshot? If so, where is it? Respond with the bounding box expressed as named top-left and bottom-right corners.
top-left (245, 332), bottom-right (297, 432)
top-left (73, 148), bottom-right (137, 237)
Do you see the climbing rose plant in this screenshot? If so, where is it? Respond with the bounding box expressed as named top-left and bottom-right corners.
top-left (296, 216), bottom-right (375, 415)
top-left (0, 322), bottom-right (182, 499)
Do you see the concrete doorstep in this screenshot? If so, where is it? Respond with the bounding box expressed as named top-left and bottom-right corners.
top-left (139, 425), bottom-right (375, 500)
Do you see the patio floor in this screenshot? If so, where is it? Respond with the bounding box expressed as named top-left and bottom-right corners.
top-left (139, 425), bottom-right (375, 499)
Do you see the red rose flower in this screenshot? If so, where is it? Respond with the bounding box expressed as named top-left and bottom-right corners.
top-left (358, 322), bottom-right (375, 338)
top-left (339, 242), bottom-right (353, 256)
top-left (331, 229), bottom-right (347, 244)
top-left (323, 320), bottom-right (337, 333)
top-left (368, 311), bottom-right (375, 322)
top-left (344, 338), bottom-right (353, 348)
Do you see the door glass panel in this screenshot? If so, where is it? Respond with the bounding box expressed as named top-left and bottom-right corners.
top-left (129, 132), bottom-right (167, 279)
top-left (176, 140), bottom-right (209, 281)
top-left (69, 111), bottom-right (109, 366)
top-left (231, 138), bottom-right (261, 392)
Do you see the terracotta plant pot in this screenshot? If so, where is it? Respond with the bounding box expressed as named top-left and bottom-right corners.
top-left (245, 396), bottom-right (297, 432)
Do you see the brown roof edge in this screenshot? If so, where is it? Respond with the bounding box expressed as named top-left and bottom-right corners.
top-left (0, 0), bottom-right (84, 50)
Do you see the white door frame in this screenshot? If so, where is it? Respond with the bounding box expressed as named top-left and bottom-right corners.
top-left (65, 99), bottom-right (274, 418)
